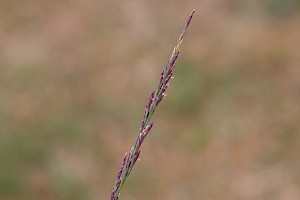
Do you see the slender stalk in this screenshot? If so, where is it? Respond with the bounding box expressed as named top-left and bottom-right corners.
top-left (110, 9), bottom-right (195, 200)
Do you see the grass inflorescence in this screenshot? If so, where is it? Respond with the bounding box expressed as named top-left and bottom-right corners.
top-left (110, 9), bottom-right (195, 200)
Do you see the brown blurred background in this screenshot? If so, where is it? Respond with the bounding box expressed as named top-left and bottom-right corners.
top-left (0, 0), bottom-right (300, 200)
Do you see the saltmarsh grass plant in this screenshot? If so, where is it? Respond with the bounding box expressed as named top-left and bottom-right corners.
top-left (110, 9), bottom-right (195, 200)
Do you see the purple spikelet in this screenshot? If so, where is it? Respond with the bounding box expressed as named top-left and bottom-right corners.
top-left (110, 153), bottom-right (127, 200)
top-left (140, 90), bottom-right (155, 131)
top-left (132, 150), bottom-right (141, 166)
top-left (117, 154), bottom-right (127, 181)
top-left (110, 9), bottom-right (195, 200)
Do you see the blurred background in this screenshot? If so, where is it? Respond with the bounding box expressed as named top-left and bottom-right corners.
top-left (0, 0), bottom-right (300, 200)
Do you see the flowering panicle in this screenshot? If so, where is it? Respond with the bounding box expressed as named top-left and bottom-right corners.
top-left (110, 9), bottom-right (195, 200)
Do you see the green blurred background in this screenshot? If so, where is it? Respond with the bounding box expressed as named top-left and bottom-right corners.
top-left (0, 0), bottom-right (300, 200)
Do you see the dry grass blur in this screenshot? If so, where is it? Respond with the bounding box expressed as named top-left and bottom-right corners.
top-left (0, 1), bottom-right (300, 200)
